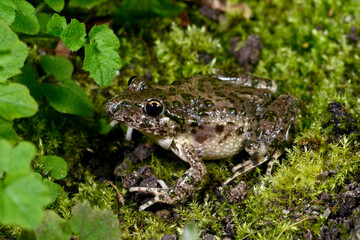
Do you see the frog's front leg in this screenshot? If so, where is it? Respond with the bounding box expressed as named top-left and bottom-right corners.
top-left (129, 136), bottom-right (206, 211)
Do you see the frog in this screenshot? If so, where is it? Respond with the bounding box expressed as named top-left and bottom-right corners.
top-left (106, 73), bottom-right (298, 211)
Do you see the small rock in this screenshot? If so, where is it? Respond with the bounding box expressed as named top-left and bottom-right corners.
top-left (155, 209), bottom-right (172, 220)
top-left (201, 234), bottom-right (216, 240)
top-left (227, 181), bottom-right (248, 204)
top-left (162, 234), bottom-right (176, 240)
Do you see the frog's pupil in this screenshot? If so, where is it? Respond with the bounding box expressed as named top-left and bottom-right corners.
top-left (145, 99), bottom-right (163, 117)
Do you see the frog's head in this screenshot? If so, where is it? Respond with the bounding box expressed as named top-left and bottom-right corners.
top-left (106, 76), bottom-right (178, 137)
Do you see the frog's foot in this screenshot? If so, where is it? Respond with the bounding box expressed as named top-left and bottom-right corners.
top-left (223, 150), bottom-right (282, 186)
top-left (129, 187), bottom-right (179, 211)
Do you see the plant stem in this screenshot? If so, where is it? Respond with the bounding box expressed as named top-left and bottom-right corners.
top-left (35, 2), bottom-right (46, 15)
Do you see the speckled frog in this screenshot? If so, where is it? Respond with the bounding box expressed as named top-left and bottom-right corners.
top-left (106, 74), bottom-right (298, 210)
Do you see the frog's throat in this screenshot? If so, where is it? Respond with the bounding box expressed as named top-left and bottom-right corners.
top-left (139, 131), bottom-right (174, 150)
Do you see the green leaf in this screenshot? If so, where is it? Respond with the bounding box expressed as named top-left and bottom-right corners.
top-left (0, 21), bottom-right (28, 82)
top-left (37, 13), bottom-right (51, 34)
top-left (0, 140), bottom-right (51, 229)
top-left (10, 0), bottom-right (39, 35)
top-left (0, 0), bottom-right (17, 25)
top-left (0, 140), bottom-right (35, 175)
top-left (44, 0), bottom-right (64, 12)
top-left (70, 201), bottom-right (121, 240)
top-left (97, 118), bottom-right (112, 134)
top-left (47, 13), bottom-right (67, 37)
top-left (13, 65), bottom-right (42, 100)
top-left (83, 43), bottom-right (122, 86)
top-left (32, 210), bottom-right (72, 240)
top-left (69, 0), bottom-right (105, 9)
top-left (114, 0), bottom-right (185, 23)
top-left (61, 19), bottom-right (86, 51)
top-left (0, 173), bottom-right (51, 229)
top-left (40, 55), bottom-right (73, 82)
top-left (88, 24), bottom-right (120, 49)
top-left (0, 117), bottom-right (18, 143)
top-left (40, 155), bottom-right (67, 180)
top-left (42, 79), bottom-right (93, 117)
top-left (0, 83), bottom-right (38, 121)
top-left (42, 179), bottom-right (64, 203)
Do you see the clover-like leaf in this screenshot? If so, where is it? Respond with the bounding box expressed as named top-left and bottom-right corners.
top-left (40, 155), bottom-right (68, 180)
top-left (0, 83), bottom-right (38, 121)
top-left (0, 0), bottom-right (17, 25)
top-left (61, 19), bottom-right (86, 51)
top-left (0, 21), bottom-right (28, 82)
top-left (10, 0), bottom-right (40, 35)
top-left (70, 201), bottom-right (121, 240)
top-left (0, 173), bottom-right (52, 229)
top-left (0, 118), bottom-right (18, 144)
top-left (0, 140), bottom-right (35, 175)
top-left (47, 13), bottom-right (67, 37)
top-left (33, 210), bottom-right (72, 240)
top-left (0, 140), bottom-right (52, 229)
top-left (44, 0), bottom-right (64, 12)
top-left (40, 55), bottom-right (74, 82)
top-left (42, 79), bottom-right (93, 117)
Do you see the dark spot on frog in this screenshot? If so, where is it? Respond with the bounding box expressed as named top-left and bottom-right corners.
top-left (190, 119), bottom-right (198, 127)
top-left (263, 110), bottom-right (278, 121)
top-left (219, 131), bottom-right (234, 143)
top-left (195, 133), bottom-right (209, 144)
top-left (142, 117), bottom-right (151, 127)
top-left (215, 124), bottom-right (224, 133)
top-left (182, 93), bottom-right (196, 103)
top-left (198, 109), bottom-right (209, 116)
top-left (191, 128), bottom-right (197, 134)
top-left (172, 101), bottom-right (181, 108)
top-left (215, 91), bottom-right (225, 97)
top-left (229, 108), bottom-right (237, 115)
top-left (236, 127), bottom-right (244, 135)
top-left (111, 103), bottom-right (121, 113)
top-left (164, 111), bottom-right (185, 125)
top-left (227, 122), bottom-right (235, 125)
top-left (251, 78), bottom-right (259, 87)
top-left (204, 100), bottom-right (214, 107)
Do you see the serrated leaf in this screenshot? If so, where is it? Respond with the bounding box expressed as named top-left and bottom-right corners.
top-left (0, 83), bottom-right (38, 121)
top-left (47, 14), bottom-right (67, 37)
top-left (61, 19), bottom-right (86, 51)
top-left (42, 79), bottom-right (93, 117)
top-left (0, 0), bottom-right (17, 25)
top-left (13, 65), bottom-right (42, 100)
top-left (70, 201), bottom-right (121, 240)
top-left (10, 0), bottom-right (39, 35)
top-left (40, 55), bottom-right (73, 82)
top-left (40, 155), bottom-right (67, 180)
top-left (88, 24), bottom-right (120, 49)
top-left (32, 210), bottom-right (72, 240)
top-left (83, 43), bottom-right (122, 86)
top-left (0, 140), bottom-right (35, 175)
top-left (44, 0), bottom-right (64, 12)
top-left (0, 118), bottom-right (18, 144)
top-left (0, 21), bottom-right (28, 82)
top-left (0, 173), bottom-right (51, 229)
top-left (69, 0), bottom-right (105, 9)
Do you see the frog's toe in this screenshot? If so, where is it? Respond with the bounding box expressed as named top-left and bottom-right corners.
top-left (129, 186), bottom-right (167, 195)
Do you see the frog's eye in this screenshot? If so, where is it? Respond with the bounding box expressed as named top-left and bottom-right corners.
top-left (128, 75), bottom-right (137, 86)
top-left (145, 99), bottom-right (164, 117)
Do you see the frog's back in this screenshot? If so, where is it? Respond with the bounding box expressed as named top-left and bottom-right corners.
top-left (161, 76), bottom-right (274, 159)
